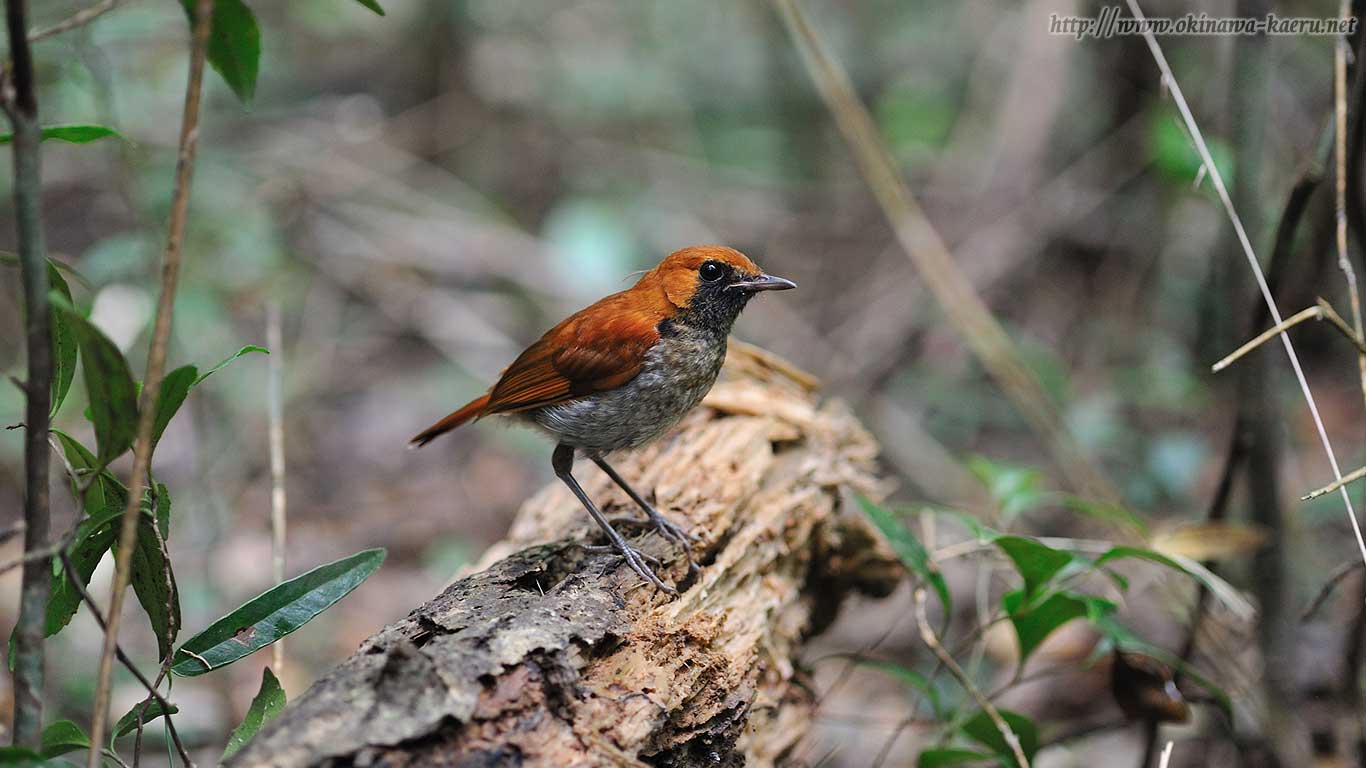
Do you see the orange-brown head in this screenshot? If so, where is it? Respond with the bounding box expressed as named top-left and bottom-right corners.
top-left (639, 245), bottom-right (795, 312)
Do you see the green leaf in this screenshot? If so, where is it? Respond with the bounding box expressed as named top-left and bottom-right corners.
top-left (1002, 589), bottom-right (1087, 666)
top-left (222, 667), bottom-right (286, 760)
top-left (121, 507), bottom-right (180, 661)
top-left (917, 748), bottom-right (996, 768)
top-left (0, 747), bottom-right (61, 766)
top-left (196, 344), bottom-right (267, 385)
top-left (51, 429), bottom-right (127, 517)
top-left (40, 719), bottom-right (89, 758)
top-left (1092, 617), bottom-right (1232, 718)
top-left (52, 295), bottom-right (138, 465)
top-left (47, 263), bottom-right (77, 416)
top-left (857, 497), bottom-right (950, 616)
top-left (993, 536), bottom-right (1072, 599)
top-left (966, 456), bottom-right (1045, 518)
top-left (171, 548), bottom-right (386, 676)
top-left (350, 0), bottom-right (385, 15)
top-left (0, 124), bottom-right (123, 145)
top-left (151, 345), bottom-right (265, 451)
top-left (152, 365), bottom-right (198, 450)
top-left (1061, 495), bottom-right (1147, 535)
top-left (1092, 546), bottom-right (1251, 620)
top-left (112, 699), bottom-right (178, 740)
top-left (959, 708), bottom-right (1038, 768)
top-left (46, 506), bottom-right (124, 638)
top-left (182, 0), bottom-right (261, 104)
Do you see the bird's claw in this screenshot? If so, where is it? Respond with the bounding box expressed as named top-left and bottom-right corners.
top-left (578, 541), bottom-right (676, 594)
top-left (606, 513), bottom-right (702, 576)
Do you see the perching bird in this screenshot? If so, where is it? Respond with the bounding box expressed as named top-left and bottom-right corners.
top-left (411, 245), bottom-right (796, 593)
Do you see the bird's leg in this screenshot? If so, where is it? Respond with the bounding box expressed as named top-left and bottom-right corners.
top-left (591, 454), bottom-right (701, 576)
top-left (553, 444), bottom-right (676, 594)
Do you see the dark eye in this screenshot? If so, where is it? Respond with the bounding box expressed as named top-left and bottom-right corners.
top-left (699, 261), bottom-right (725, 282)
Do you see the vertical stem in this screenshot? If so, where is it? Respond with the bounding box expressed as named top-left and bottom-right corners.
top-left (5, 0), bottom-right (51, 750)
top-left (85, 1), bottom-right (213, 761)
top-left (267, 301), bottom-right (287, 673)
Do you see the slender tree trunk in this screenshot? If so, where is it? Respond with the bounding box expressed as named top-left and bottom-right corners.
top-left (5, 0), bottom-right (53, 749)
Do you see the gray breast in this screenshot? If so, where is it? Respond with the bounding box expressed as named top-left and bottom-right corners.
top-left (529, 329), bottom-right (727, 454)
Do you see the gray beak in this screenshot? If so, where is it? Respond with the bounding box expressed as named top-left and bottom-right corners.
top-left (728, 273), bottom-right (797, 292)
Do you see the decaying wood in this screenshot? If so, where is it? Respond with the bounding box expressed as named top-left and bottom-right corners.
top-left (230, 342), bottom-right (897, 767)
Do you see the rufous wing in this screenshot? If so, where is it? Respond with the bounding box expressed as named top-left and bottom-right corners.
top-left (484, 295), bottom-right (663, 414)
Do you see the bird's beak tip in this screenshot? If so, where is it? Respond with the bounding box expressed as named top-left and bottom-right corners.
top-left (730, 274), bottom-right (797, 292)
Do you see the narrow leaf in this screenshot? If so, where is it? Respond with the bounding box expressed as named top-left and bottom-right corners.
top-left (121, 508), bottom-right (180, 661)
top-left (171, 548), bottom-right (386, 676)
top-left (350, 0), bottom-right (385, 15)
top-left (51, 429), bottom-right (127, 517)
top-left (40, 719), bottom-right (89, 758)
top-left (47, 264), bottom-right (77, 416)
top-left (1094, 546), bottom-right (1253, 621)
top-left (222, 667), bottom-right (286, 760)
top-left (993, 536), bottom-right (1073, 598)
top-left (46, 506), bottom-right (124, 637)
top-left (196, 344), bottom-right (268, 385)
top-left (959, 708), bottom-right (1038, 768)
top-left (52, 295), bottom-right (139, 465)
top-left (966, 456), bottom-right (1045, 518)
top-left (151, 365), bottom-right (198, 450)
top-left (857, 496), bottom-right (951, 615)
top-left (855, 658), bottom-right (944, 718)
top-left (0, 124), bottom-right (123, 145)
top-left (113, 699), bottom-right (178, 740)
top-left (182, 0), bottom-right (261, 104)
top-left (0, 747), bottom-right (61, 766)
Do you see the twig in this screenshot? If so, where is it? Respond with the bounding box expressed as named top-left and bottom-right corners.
top-left (1211, 299), bottom-right (1366, 372)
top-left (913, 588), bottom-right (1030, 768)
top-left (1127, 0), bottom-right (1366, 573)
top-left (5, 0), bottom-right (53, 749)
top-left (769, 0), bottom-right (1120, 505)
top-left (1302, 560), bottom-right (1365, 620)
top-left (1304, 463), bottom-right (1366, 500)
top-left (58, 550), bottom-right (195, 767)
top-left (1335, 0), bottom-right (1366, 410)
top-left (1158, 741), bottom-right (1174, 768)
top-left (86, 1), bottom-right (213, 761)
top-left (267, 301), bottom-right (288, 673)
top-left (27, 0), bottom-right (118, 42)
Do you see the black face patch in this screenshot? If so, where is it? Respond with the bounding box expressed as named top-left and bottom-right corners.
top-left (675, 277), bottom-right (754, 337)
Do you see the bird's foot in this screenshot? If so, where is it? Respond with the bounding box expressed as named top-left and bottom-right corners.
top-left (606, 512), bottom-right (702, 576)
top-left (578, 541), bottom-right (676, 594)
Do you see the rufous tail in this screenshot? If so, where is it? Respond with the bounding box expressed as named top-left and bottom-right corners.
top-left (410, 393), bottom-right (490, 447)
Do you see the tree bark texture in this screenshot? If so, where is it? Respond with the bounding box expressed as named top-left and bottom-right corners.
top-left (230, 343), bottom-right (897, 767)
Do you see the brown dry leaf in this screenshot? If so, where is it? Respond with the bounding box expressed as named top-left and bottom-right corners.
top-left (1149, 522), bottom-right (1268, 562)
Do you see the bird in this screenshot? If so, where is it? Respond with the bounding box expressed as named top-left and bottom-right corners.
top-left (411, 245), bottom-right (796, 593)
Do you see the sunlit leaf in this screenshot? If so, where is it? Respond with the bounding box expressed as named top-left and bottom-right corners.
top-left (182, 0), bottom-right (260, 104)
top-left (222, 667), bottom-right (286, 760)
top-left (967, 456), bottom-right (1045, 518)
top-left (40, 719), bottom-right (88, 758)
top-left (52, 294), bottom-right (138, 465)
top-left (959, 708), bottom-right (1038, 768)
top-left (171, 548), bottom-right (386, 676)
top-left (113, 699), bottom-right (178, 740)
top-left (857, 496), bottom-right (950, 615)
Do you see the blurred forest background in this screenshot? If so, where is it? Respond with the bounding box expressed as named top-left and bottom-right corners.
top-left (3, 0), bottom-right (1365, 765)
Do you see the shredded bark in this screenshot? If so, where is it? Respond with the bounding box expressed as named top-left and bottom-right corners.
top-left (229, 342), bottom-right (896, 767)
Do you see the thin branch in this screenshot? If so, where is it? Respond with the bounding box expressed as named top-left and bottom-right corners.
top-left (86, 0), bottom-right (213, 760)
top-left (1335, 0), bottom-right (1366, 411)
top-left (5, 0), bottom-right (53, 748)
top-left (58, 550), bottom-right (195, 767)
top-left (27, 0), bottom-right (119, 42)
top-left (1302, 560), bottom-right (1365, 620)
top-left (769, 0), bottom-right (1120, 505)
top-left (913, 588), bottom-right (1030, 768)
top-left (1304, 463), bottom-right (1366, 500)
top-left (1158, 741), bottom-right (1175, 768)
top-left (267, 301), bottom-right (288, 673)
top-left (1127, 0), bottom-right (1366, 572)
top-left (1213, 298), bottom-right (1366, 372)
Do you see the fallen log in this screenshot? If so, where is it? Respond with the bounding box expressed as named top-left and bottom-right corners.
top-left (230, 343), bottom-right (898, 767)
